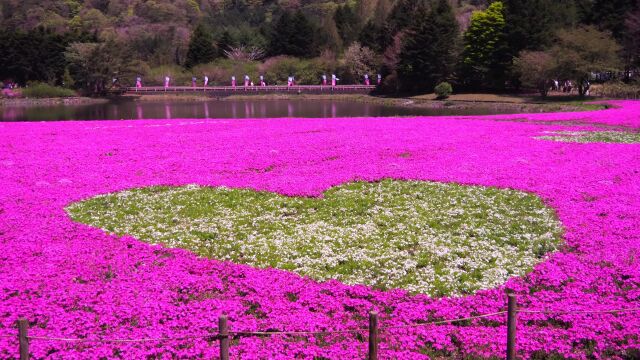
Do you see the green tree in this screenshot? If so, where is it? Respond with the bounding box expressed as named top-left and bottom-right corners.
top-left (503, 0), bottom-right (557, 55)
top-left (0, 28), bottom-right (71, 85)
top-left (66, 40), bottom-right (138, 94)
top-left (624, 8), bottom-right (640, 71)
top-left (334, 4), bottom-right (360, 47)
top-left (513, 51), bottom-right (557, 97)
top-left (459, 1), bottom-right (509, 89)
top-left (185, 24), bottom-right (217, 68)
top-left (589, 0), bottom-right (639, 40)
top-left (386, 0), bottom-right (425, 35)
top-left (269, 10), bottom-right (315, 58)
top-left (342, 42), bottom-right (380, 81)
top-left (551, 26), bottom-right (622, 96)
top-left (397, 0), bottom-right (459, 93)
top-left (217, 30), bottom-right (236, 58)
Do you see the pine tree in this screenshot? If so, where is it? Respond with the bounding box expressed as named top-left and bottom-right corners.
top-left (397, 0), bottom-right (459, 93)
top-left (590, 0), bottom-right (639, 40)
top-left (269, 10), bottom-right (315, 58)
top-left (217, 30), bottom-right (235, 58)
top-left (502, 0), bottom-right (557, 55)
top-left (460, 1), bottom-right (510, 90)
top-left (625, 8), bottom-right (640, 70)
top-left (386, 0), bottom-right (426, 35)
top-left (373, 0), bottom-right (393, 26)
top-left (334, 4), bottom-right (360, 47)
top-left (185, 24), bottom-right (217, 68)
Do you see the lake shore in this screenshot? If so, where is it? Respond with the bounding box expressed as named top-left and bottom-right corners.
top-left (1, 93), bottom-right (611, 115)
top-left (0, 97), bottom-right (109, 107)
top-left (220, 94), bottom-right (609, 113)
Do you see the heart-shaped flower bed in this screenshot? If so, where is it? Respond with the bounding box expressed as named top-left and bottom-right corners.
top-left (67, 180), bottom-right (562, 296)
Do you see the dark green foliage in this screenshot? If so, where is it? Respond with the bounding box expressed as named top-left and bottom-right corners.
top-left (0, 28), bottom-right (76, 85)
top-left (66, 40), bottom-right (139, 95)
top-left (334, 4), bottom-right (360, 46)
top-left (22, 83), bottom-right (76, 98)
top-left (434, 82), bottom-right (453, 99)
top-left (358, 20), bottom-right (392, 54)
top-left (386, 0), bottom-right (427, 35)
top-left (217, 31), bottom-right (236, 58)
top-left (588, 0), bottom-right (639, 40)
top-left (185, 24), bottom-right (217, 68)
top-left (625, 8), bottom-right (640, 70)
top-left (502, 0), bottom-right (557, 54)
top-left (397, 0), bottom-right (459, 93)
top-left (269, 10), bottom-right (316, 58)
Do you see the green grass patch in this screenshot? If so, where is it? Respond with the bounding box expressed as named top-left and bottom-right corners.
top-left (66, 180), bottom-right (562, 296)
top-left (22, 83), bottom-right (76, 98)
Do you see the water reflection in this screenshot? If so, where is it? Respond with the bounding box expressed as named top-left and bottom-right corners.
top-left (1, 99), bottom-right (517, 122)
top-left (136, 104), bottom-right (143, 120)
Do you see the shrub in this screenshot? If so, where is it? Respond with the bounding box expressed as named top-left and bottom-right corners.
top-left (434, 82), bottom-right (453, 99)
top-left (595, 81), bottom-right (640, 99)
top-left (22, 83), bottom-right (76, 98)
top-left (146, 65), bottom-right (190, 86)
top-left (192, 59), bottom-right (260, 86)
top-left (259, 56), bottom-right (333, 85)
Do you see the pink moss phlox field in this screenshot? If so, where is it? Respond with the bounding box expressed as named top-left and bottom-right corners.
top-left (0, 100), bottom-right (639, 359)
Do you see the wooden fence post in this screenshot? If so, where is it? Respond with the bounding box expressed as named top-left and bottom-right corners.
top-left (507, 294), bottom-right (517, 360)
top-left (219, 315), bottom-right (229, 360)
top-left (368, 311), bottom-right (378, 360)
top-left (18, 318), bottom-right (29, 360)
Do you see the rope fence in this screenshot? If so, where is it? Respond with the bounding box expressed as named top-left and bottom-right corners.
top-left (6, 294), bottom-right (640, 360)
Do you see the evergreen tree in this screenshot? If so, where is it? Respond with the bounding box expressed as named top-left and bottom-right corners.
top-left (0, 28), bottom-right (70, 85)
top-left (397, 0), bottom-right (459, 93)
top-left (217, 30), bottom-right (235, 57)
top-left (334, 4), bottom-right (360, 47)
top-left (373, 0), bottom-right (394, 26)
top-left (386, 0), bottom-right (425, 35)
top-left (66, 39), bottom-right (138, 94)
top-left (624, 8), bottom-right (640, 70)
top-left (185, 24), bottom-right (217, 68)
top-left (459, 1), bottom-right (510, 90)
top-left (502, 0), bottom-right (557, 55)
top-left (359, 20), bottom-right (387, 53)
top-left (269, 10), bottom-right (315, 58)
top-left (589, 0), bottom-right (639, 40)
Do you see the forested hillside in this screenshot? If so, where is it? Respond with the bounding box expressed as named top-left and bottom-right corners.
top-left (1, 0), bottom-right (638, 95)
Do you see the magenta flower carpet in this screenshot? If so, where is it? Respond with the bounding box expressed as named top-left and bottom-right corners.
top-left (0, 101), bottom-right (639, 359)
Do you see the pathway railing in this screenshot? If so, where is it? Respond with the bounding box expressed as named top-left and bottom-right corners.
top-left (124, 85), bottom-right (377, 95)
top-left (6, 293), bottom-right (640, 360)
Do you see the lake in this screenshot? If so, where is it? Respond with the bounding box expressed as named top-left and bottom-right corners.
top-left (0, 98), bottom-right (519, 122)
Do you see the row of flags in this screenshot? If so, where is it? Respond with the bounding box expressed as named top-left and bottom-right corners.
top-left (134, 74), bottom-right (382, 88)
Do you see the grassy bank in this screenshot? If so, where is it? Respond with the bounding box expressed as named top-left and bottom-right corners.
top-left (0, 97), bottom-right (108, 107)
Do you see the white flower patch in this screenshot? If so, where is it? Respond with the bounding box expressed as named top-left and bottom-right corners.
top-left (537, 131), bottom-right (640, 143)
top-left (66, 180), bottom-right (562, 297)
